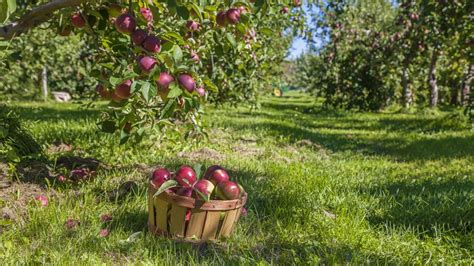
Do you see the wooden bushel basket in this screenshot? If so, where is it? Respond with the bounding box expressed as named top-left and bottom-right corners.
top-left (148, 183), bottom-right (247, 241)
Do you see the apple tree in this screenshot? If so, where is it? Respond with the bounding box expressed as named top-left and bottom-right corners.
top-left (0, 0), bottom-right (305, 143)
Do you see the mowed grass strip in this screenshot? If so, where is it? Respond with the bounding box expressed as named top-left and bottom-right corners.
top-left (1, 91), bottom-right (472, 264)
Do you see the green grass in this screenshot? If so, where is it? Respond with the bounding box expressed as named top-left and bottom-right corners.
top-left (1, 91), bottom-right (473, 264)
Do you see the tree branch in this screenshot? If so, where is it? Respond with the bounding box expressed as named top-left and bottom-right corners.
top-left (0, 0), bottom-right (86, 40)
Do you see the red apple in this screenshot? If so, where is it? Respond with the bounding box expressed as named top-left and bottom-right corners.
top-left (140, 8), bottom-right (153, 22)
top-left (190, 51), bottom-right (200, 63)
top-left (186, 20), bottom-right (199, 32)
top-left (115, 14), bottom-right (136, 34)
top-left (151, 168), bottom-right (171, 188)
top-left (138, 56), bottom-right (156, 73)
top-left (238, 6), bottom-right (248, 14)
top-left (178, 74), bottom-right (196, 93)
top-left (115, 80), bottom-right (132, 99)
top-left (216, 11), bottom-right (227, 27)
top-left (156, 72), bottom-right (174, 89)
top-left (216, 181), bottom-right (240, 200)
top-left (193, 179), bottom-right (215, 199)
top-left (281, 7), bottom-right (289, 14)
top-left (205, 168), bottom-right (230, 185)
top-left (177, 187), bottom-right (193, 197)
top-left (175, 165), bottom-right (197, 187)
top-left (203, 165), bottom-right (223, 179)
top-left (96, 84), bottom-right (110, 99)
top-left (156, 72), bottom-right (174, 100)
top-left (71, 13), bottom-right (86, 28)
top-left (195, 86), bottom-right (205, 97)
top-left (111, 91), bottom-right (123, 102)
top-left (142, 35), bottom-right (161, 53)
top-left (226, 8), bottom-right (241, 24)
top-left (132, 29), bottom-right (148, 45)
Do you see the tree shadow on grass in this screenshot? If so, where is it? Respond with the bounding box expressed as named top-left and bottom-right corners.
top-left (229, 120), bottom-right (474, 161)
top-left (260, 100), bottom-right (469, 133)
top-left (361, 178), bottom-right (473, 247)
top-left (11, 105), bottom-right (102, 122)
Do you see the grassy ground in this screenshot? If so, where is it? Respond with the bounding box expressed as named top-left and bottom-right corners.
top-left (1, 91), bottom-right (473, 264)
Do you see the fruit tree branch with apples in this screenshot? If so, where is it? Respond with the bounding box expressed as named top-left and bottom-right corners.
top-left (0, 1), bottom-right (306, 143)
top-left (0, 0), bottom-right (86, 40)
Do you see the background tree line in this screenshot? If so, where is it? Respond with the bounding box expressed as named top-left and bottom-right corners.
top-left (294, 0), bottom-right (472, 113)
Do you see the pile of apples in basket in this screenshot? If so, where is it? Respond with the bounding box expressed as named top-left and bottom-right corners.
top-left (151, 165), bottom-right (245, 202)
top-left (149, 164), bottom-right (247, 240)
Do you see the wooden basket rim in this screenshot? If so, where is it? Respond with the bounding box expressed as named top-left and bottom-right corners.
top-left (149, 183), bottom-right (247, 211)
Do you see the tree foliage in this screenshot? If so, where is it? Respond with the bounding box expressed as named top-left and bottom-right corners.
top-left (0, 28), bottom-right (96, 99)
top-left (0, 0), bottom-right (306, 143)
top-left (298, 0), bottom-right (472, 111)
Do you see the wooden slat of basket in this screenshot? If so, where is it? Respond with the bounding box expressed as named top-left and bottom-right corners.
top-left (159, 191), bottom-right (247, 211)
top-left (218, 208), bottom-right (239, 238)
top-left (154, 197), bottom-right (170, 233)
top-left (185, 209), bottom-right (206, 239)
top-left (233, 207), bottom-right (243, 227)
top-left (169, 205), bottom-right (187, 237)
top-left (148, 187), bottom-right (157, 229)
top-left (201, 211), bottom-right (221, 240)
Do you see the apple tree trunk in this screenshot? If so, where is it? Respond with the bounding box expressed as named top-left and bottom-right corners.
top-left (42, 65), bottom-right (48, 101)
top-left (428, 50), bottom-right (439, 108)
top-left (461, 64), bottom-right (473, 106)
top-left (401, 65), bottom-right (412, 109)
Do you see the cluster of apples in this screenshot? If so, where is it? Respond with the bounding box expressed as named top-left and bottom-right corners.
top-left (216, 7), bottom-right (244, 27)
top-left (151, 165), bottom-right (245, 201)
top-left (74, 5), bottom-right (206, 102)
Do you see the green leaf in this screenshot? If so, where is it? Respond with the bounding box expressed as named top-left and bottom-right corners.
top-left (176, 6), bottom-right (189, 19)
top-left (167, 83), bottom-right (183, 98)
top-left (119, 130), bottom-right (129, 145)
top-left (187, 3), bottom-right (203, 21)
top-left (153, 179), bottom-right (179, 197)
top-left (162, 32), bottom-right (185, 45)
top-left (141, 81), bottom-right (151, 102)
top-left (226, 33), bottom-right (237, 48)
top-left (142, 81), bottom-right (157, 102)
top-left (109, 76), bottom-right (122, 87)
top-left (260, 27), bottom-right (273, 36)
top-left (161, 41), bottom-right (174, 52)
top-left (160, 99), bottom-right (176, 119)
top-left (130, 80), bottom-right (139, 93)
top-left (0, 1), bottom-right (9, 23)
top-left (173, 45), bottom-right (183, 63)
top-left (254, 0), bottom-right (265, 13)
top-left (192, 164), bottom-right (202, 178)
top-left (203, 78), bottom-right (218, 92)
top-left (192, 186), bottom-right (210, 201)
